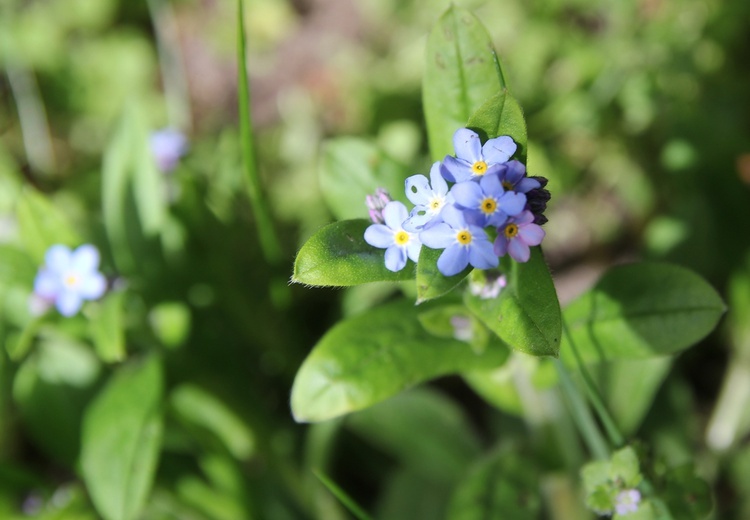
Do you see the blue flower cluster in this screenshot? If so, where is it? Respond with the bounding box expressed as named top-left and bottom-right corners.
top-left (365, 128), bottom-right (550, 276)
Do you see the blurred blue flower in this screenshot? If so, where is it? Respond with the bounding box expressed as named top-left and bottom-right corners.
top-left (451, 172), bottom-right (526, 227)
top-left (493, 210), bottom-right (545, 263)
top-left (402, 161), bottom-right (453, 232)
top-left (496, 160), bottom-right (541, 193)
top-left (442, 128), bottom-right (517, 183)
top-left (150, 128), bottom-right (188, 172)
top-left (34, 244), bottom-right (107, 317)
top-left (364, 201), bottom-right (421, 272)
top-left (419, 205), bottom-right (498, 276)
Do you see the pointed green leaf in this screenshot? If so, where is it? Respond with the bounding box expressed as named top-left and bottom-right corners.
top-left (88, 291), bottom-right (127, 363)
top-left (81, 355), bottom-right (163, 520)
top-left (291, 300), bottom-right (507, 422)
top-left (16, 188), bottom-right (81, 263)
top-left (465, 248), bottom-right (561, 357)
top-left (423, 6), bottom-right (506, 160)
top-left (467, 90), bottom-right (528, 164)
top-left (416, 246), bottom-right (472, 303)
top-left (319, 138), bottom-right (410, 220)
top-left (293, 219), bottom-right (414, 286)
top-left (561, 262), bottom-right (725, 363)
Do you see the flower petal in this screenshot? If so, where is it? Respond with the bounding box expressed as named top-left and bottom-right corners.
top-left (515, 210), bottom-right (535, 225)
top-left (364, 224), bottom-right (394, 248)
top-left (402, 208), bottom-right (431, 232)
top-left (406, 240), bottom-right (422, 263)
top-left (382, 201), bottom-right (409, 230)
top-left (384, 245), bottom-right (408, 272)
top-left (516, 177), bottom-right (541, 193)
top-left (428, 161), bottom-right (448, 195)
top-left (482, 136), bottom-right (517, 164)
top-left (441, 155), bottom-right (471, 183)
top-left (440, 205), bottom-right (467, 229)
top-left (493, 235), bottom-right (508, 257)
top-left (451, 181), bottom-right (483, 210)
top-left (419, 223), bottom-right (455, 249)
top-left (518, 223), bottom-right (545, 246)
top-left (452, 128), bottom-right (482, 162)
top-left (437, 243), bottom-right (469, 276)
top-left (80, 273), bottom-right (107, 299)
top-left (34, 269), bottom-right (60, 298)
top-left (508, 237), bottom-right (531, 262)
top-left (71, 244), bottom-right (101, 273)
top-left (501, 160), bottom-right (526, 184)
top-left (405, 174), bottom-right (431, 206)
top-left (468, 240), bottom-right (499, 270)
top-left (56, 290), bottom-right (83, 317)
top-left (479, 173), bottom-right (503, 195)
top-left (45, 244), bottom-right (72, 273)
top-left (498, 191), bottom-right (527, 217)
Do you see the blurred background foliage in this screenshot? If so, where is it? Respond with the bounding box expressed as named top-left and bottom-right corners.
top-left (1, 0), bottom-right (749, 518)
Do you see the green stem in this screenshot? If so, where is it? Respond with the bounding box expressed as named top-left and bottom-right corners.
top-left (562, 319), bottom-right (625, 448)
top-left (553, 358), bottom-right (609, 460)
top-left (237, 0), bottom-right (283, 264)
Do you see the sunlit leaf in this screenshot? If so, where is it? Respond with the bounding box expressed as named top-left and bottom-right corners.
top-left (562, 262), bottom-right (725, 363)
top-left (423, 5), bottom-right (506, 161)
top-left (16, 188), bottom-right (80, 264)
top-left (467, 90), bottom-right (528, 164)
top-left (416, 246), bottom-right (472, 303)
top-left (81, 355), bottom-right (163, 520)
top-left (88, 290), bottom-right (126, 363)
top-left (465, 248), bottom-right (561, 357)
top-left (291, 300), bottom-right (507, 422)
top-left (292, 220), bottom-right (415, 286)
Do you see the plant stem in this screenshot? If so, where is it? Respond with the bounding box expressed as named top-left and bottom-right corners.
top-left (237, 0), bottom-right (283, 264)
top-left (553, 358), bottom-right (609, 460)
top-left (562, 319), bottom-right (625, 448)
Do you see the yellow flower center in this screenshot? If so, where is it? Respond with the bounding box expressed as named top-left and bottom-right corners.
top-left (64, 274), bottom-right (79, 288)
top-left (471, 161), bottom-right (488, 175)
top-left (456, 230), bottom-right (473, 245)
top-left (394, 230), bottom-right (410, 245)
top-left (480, 197), bottom-right (497, 215)
top-left (429, 198), bottom-right (442, 211)
top-left (504, 223), bottom-right (519, 239)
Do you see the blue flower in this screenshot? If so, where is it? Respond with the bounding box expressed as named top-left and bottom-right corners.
top-left (402, 161), bottom-right (453, 232)
top-left (493, 210), bottom-right (546, 263)
top-left (33, 244), bottom-right (107, 316)
top-left (496, 160), bottom-right (541, 193)
top-left (442, 129), bottom-right (517, 183)
top-left (615, 489), bottom-right (641, 516)
top-left (419, 205), bottom-right (498, 276)
top-left (451, 173), bottom-right (527, 227)
top-left (364, 201), bottom-right (421, 272)
top-left (150, 129), bottom-right (188, 172)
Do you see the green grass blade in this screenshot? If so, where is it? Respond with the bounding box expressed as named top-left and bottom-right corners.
top-left (237, 0), bottom-right (282, 264)
top-left (313, 469), bottom-right (374, 520)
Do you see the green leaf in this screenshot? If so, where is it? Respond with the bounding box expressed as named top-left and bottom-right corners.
top-left (561, 262), bottom-right (725, 363)
top-left (423, 6), bottom-right (506, 160)
top-left (610, 446), bottom-right (642, 488)
top-left (346, 388), bottom-right (482, 483)
top-left (81, 355), bottom-right (163, 520)
top-left (465, 248), bottom-right (562, 357)
top-left (149, 301), bottom-right (191, 349)
top-left (446, 445), bottom-right (541, 520)
top-left (16, 188), bottom-right (81, 263)
top-left (467, 90), bottom-right (528, 164)
top-left (416, 246), bottom-right (472, 303)
top-left (313, 470), bottom-right (373, 520)
top-left (319, 138), bottom-right (410, 220)
top-left (170, 384), bottom-right (255, 460)
top-left (291, 300), bottom-right (507, 422)
top-left (88, 291), bottom-right (126, 363)
top-left (661, 465), bottom-right (712, 520)
top-left (292, 219), bottom-right (415, 286)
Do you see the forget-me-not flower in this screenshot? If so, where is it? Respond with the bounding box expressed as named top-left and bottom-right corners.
top-left (496, 160), bottom-right (541, 193)
top-left (150, 129), bottom-right (189, 173)
top-left (364, 201), bottom-right (421, 272)
top-left (33, 244), bottom-right (107, 317)
top-left (419, 205), bottom-right (498, 276)
top-left (402, 162), bottom-right (453, 232)
top-left (451, 173), bottom-right (527, 227)
top-left (493, 210), bottom-right (546, 263)
top-left (442, 129), bottom-right (517, 183)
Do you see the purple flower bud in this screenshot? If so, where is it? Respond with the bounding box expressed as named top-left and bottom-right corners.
top-left (150, 129), bottom-right (189, 173)
top-left (365, 188), bottom-right (393, 224)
